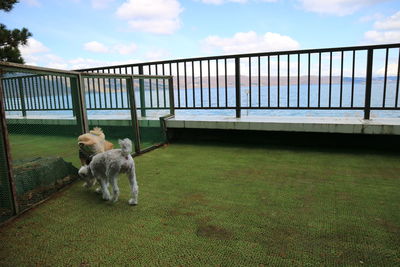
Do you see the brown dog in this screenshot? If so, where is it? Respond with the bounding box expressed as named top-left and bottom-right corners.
top-left (78, 127), bottom-right (114, 165)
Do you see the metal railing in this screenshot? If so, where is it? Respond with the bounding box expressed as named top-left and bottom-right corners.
top-left (78, 43), bottom-right (400, 119)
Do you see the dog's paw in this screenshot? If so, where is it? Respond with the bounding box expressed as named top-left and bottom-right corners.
top-left (128, 198), bottom-right (138, 206)
top-left (102, 193), bottom-right (111, 201)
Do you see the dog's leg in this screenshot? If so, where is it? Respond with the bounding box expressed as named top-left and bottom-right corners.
top-left (127, 166), bottom-right (139, 205)
top-left (110, 175), bottom-right (120, 203)
top-left (100, 178), bottom-right (111, 201)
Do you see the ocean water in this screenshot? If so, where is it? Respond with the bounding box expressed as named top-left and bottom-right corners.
top-left (4, 81), bottom-right (400, 119)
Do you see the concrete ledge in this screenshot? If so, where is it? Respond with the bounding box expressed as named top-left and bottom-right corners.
top-left (6, 114), bottom-right (400, 135)
top-left (165, 115), bottom-right (400, 135)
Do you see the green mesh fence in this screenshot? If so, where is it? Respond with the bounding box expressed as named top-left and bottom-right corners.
top-left (0, 64), bottom-right (172, 218)
top-left (0, 122), bottom-right (15, 223)
top-left (2, 71), bottom-right (81, 212)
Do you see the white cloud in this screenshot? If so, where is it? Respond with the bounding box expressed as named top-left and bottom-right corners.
top-left (298, 0), bottom-right (388, 16)
top-left (91, 0), bottom-right (115, 9)
top-left (19, 38), bottom-right (49, 55)
top-left (364, 30), bottom-right (400, 43)
top-left (83, 41), bottom-right (138, 55)
top-left (363, 11), bottom-right (400, 44)
top-left (19, 38), bottom-right (49, 65)
top-left (116, 0), bottom-right (183, 34)
top-left (359, 13), bottom-right (383, 23)
top-left (84, 41), bottom-right (109, 53)
top-left (202, 31), bottom-right (300, 55)
top-left (373, 11), bottom-right (400, 30)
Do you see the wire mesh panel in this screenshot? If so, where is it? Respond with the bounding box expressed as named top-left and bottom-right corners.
top-left (81, 73), bottom-right (173, 153)
top-left (2, 70), bottom-right (82, 213)
top-left (0, 86), bottom-right (16, 223)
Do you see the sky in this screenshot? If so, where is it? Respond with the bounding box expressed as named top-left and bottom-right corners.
top-left (1, 0), bottom-right (400, 70)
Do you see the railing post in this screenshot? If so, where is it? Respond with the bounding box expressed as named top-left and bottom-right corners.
top-left (364, 49), bottom-right (373, 120)
top-left (235, 57), bottom-right (241, 118)
top-left (127, 77), bottom-right (141, 154)
top-left (17, 78), bottom-right (27, 117)
top-left (0, 78), bottom-right (19, 216)
top-left (138, 65), bottom-right (146, 117)
top-left (168, 77), bottom-right (175, 116)
top-left (70, 74), bottom-right (89, 134)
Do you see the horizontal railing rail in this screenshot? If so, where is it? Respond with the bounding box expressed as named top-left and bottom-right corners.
top-left (77, 43), bottom-right (400, 119)
top-left (1, 62), bottom-right (174, 117)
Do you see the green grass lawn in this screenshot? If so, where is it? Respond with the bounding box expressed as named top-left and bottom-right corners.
top-left (1, 136), bottom-right (399, 266)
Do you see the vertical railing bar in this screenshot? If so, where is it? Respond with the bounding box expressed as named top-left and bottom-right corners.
top-left (3, 80), bottom-right (9, 110)
top-left (23, 78), bottom-right (30, 110)
top-left (297, 54), bottom-right (300, 107)
top-left (307, 53), bottom-right (310, 108)
top-left (192, 61), bottom-right (195, 108)
top-left (287, 54), bottom-right (290, 107)
top-left (176, 63), bottom-right (180, 108)
top-left (155, 64), bottom-right (160, 108)
top-left (208, 59), bottom-right (211, 107)
top-left (93, 78), bottom-right (99, 109)
top-left (119, 78), bottom-right (124, 108)
top-left (340, 51), bottom-right (344, 108)
top-left (102, 77), bottom-right (107, 109)
top-left (318, 52), bottom-right (321, 108)
top-left (2, 80), bottom-right (8, 110)
top-left (59, 76), bottom-right (65, 109)
top-left (169, 63), bottom-right (174, 109)
top-left (85, 77), bottom-right (91, 109)
top-left (329, 51), bottom-right (332, 108)
top-left (138, 66), bottom-right (146, 116)
top-left (9, 80), bottom-right (15, 110)
top-left (249, 57), bottom-right (252, 107)
top-left (383, 47), bottom-right (389, 108)
top-left (364, 49), bottom-right (373, 120)
top-left (149, 65), bottom-right (153, 108)
top-left (200, 61), bottom-right (203, 108)
top-left (14, 79), bottom-right (20, 111)
top-left (235, 57), bottom-right (241, 118)
top-left (65, 76), bottom-right (71, 109)
top-left (7, 80), bottom-right (13, 110)
top-left (41, 76), bottom-right (48, 109)
top-left (277, 55), bottom-right (280, 108)
top-left (32, 77), bottom-right (37, 110)
top-left (216, 59), bottom-right (220, 108)
top-left (26, 78), bottom-right (33, 110)
top-left (163, 64), bottom-right (167, 108)
top-left (396, 48), bottom-right (400, 108)
top-left (97, 76), bottom-right (102, 109)
top-left (114, 78), bottom-right (118, 109)
top-left (351, 50), bottom-right (355, 108)
top-left (5, 80), bottom-right (10, 110)
top-left (24, 78), bottom-right (31, 110)
top-left (268, 55), bottom-right (271, 107)
top-left (258, 56), bottom-right (261, 108)
top-left (225, 58), bottom-right (228, 107)
top-left (55, 76), bottom-right (61, 109)
top-left (44, 75), bottom-right (50, 109)
top-left (17, 79), bottom-right (22, 111)
top-left (46, 75), bottom-right (53, 109)
top-left (50, 75), bottom-right (56, 109)
top-left (184, 61), bottom-right (188, 108)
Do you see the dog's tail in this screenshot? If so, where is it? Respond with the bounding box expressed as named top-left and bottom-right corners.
top-left (119, 138), bottom-right (132, 156)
